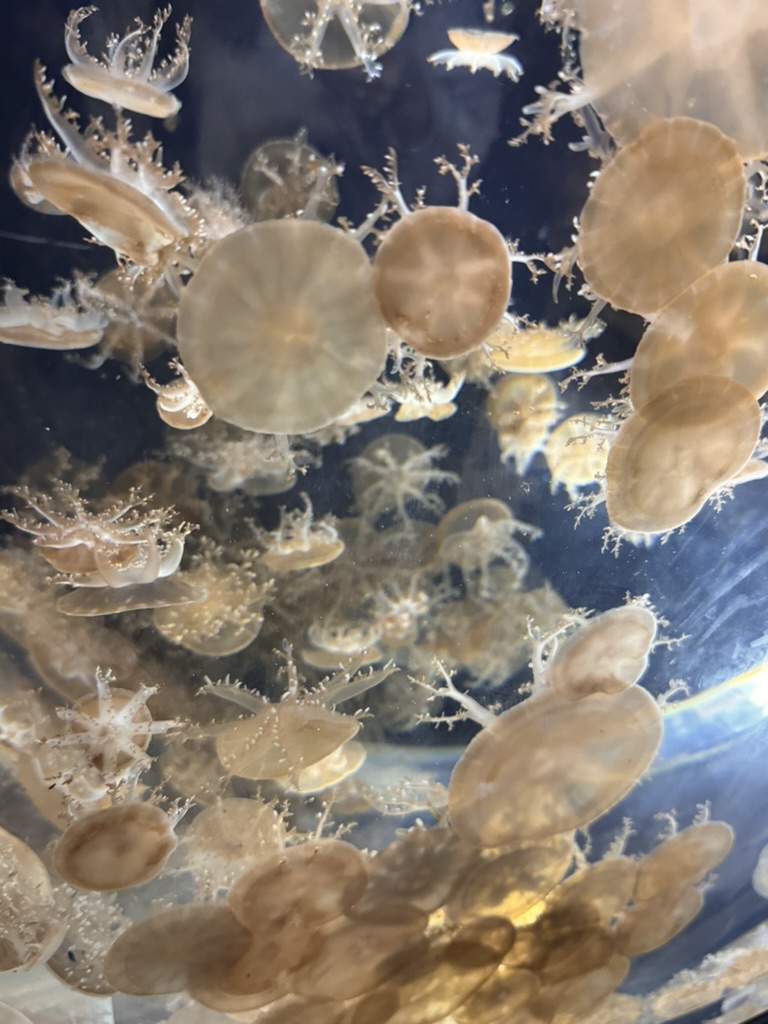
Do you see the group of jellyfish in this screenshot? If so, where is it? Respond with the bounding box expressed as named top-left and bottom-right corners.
top-left (2, 1), bottom-right (768, 1023)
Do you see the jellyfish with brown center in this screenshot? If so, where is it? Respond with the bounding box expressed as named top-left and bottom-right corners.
top-left (633, 819), bottom-right (734, 902)
top-left (53, 801), bottom-right (179, 891)
top-left (447, 685), bottom-right (662, 848)
top-left (577, 117), bottom-right (746, 315)
top-left (177, 220), bottom-right (387, 434)
top-left (630, 261), bottom-right (768, 409)
top-left (372, 205), bottom-right (511, 358)
top-left (605, 375), bottom-right (761, 534)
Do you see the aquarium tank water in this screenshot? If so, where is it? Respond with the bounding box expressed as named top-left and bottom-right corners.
top-left (1, 2), bottom-right (768, 1023)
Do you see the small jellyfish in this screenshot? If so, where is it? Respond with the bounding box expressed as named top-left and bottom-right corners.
top-left (483, 315), bottom-right (590, 374)
top-left (176, 220), bottom-right (387, 435)
top-left (634, 818), bottom-right (734, 902)
top-left (605, 375), bottom-right (761, 534)
top-left (543, 603), bottom-right (658, 701)
top-left (577, 117), bottom-right (746, 315)
top-left (62, 6), bottom-right (192, 118)
top-left (545, 412), bottom-right (609, 500)
top-left (629, 261), bottom-right (768, 410)
top-left (53, 801), bottom-right (181, 891)
top-left (260, 0), bottom-right (411, 80)
top-left (487, 373), bottom-right (560, 475)
top-left (261, 495), bottom-right (345, 573)
top-left (141, 360), bottom-right (213, 430)
top-left (240, 132), bottom-right (342, 222)
top-left (0, 279), bottom-right (106, 351)
top-left (428, 28), bottom-right (523, 80)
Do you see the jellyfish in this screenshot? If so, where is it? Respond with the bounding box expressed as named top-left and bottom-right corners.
top-left (176, 220), bottom-right (387, 435)
top-left (605, 375), bottom-right (761, 534)
top-left (0, 279), bottom-right (106, 350)
top-left (0, 824), bottom-right (63, 972)
top-left (545, 413), bottom-right (609, 500)
top-left (428, 28), bottom-right (524, 79)
top-left (53, 800), bottom-right (181, 891)
top-left (240, 132), bottom-right (342, 223)
top-left (629, 261), bottom-right (768, 409)
top-left (573, 0), bottom-right (768, 159)
top-left (487, 373), bottom-right (560, 475)
top-left (259, 0), bottom-right (411, 80)
top-left (577, 118), bottom-right (746, 315)
top-left (482, 314), bottom-right (591, 374)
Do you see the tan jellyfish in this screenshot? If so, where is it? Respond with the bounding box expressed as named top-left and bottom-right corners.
top-left (0, 280), bottom-right (106, 350)
top-left (605, 375), bottom-right (762, 534)
top-left (483, 315), bottom-right (590, 373)
top-left (104, 903), bottom-right (251, 996)
top-left (545, 412), bottom-right (609, 500)
top-left (614, 886), bottom-right (704, 957)
top-left (544, 603), bottom-right (658, 701)
top-left (240, 132), bottom-right (341, 223)
top-left (259, 0), bottom-right (411, 80)
top-left (141, 360), bottom-right (212, 431)
top-left (578, 118), bottom-right (746, 315)
top-left (630, 262), bottom-right (768, 409)
top-left (574, 0), bottom-right (768, 159)
top-left (634, 819), bottom-right (735, 902)
top-left (428, 28), bottom-right (523, 79)
top-left (261, 495), bottom-right (345, 572)
top-left (184, 797), bottom-right (286, 881)
top-left (276, 738), bottom-right (367, 793)
top-left (372, 205), bottom-right (511, 358)
top-left (62, 6), bottom-right (192, 117)
top-left (487, 373), bottom-right (560, 474)
top-left (177, 220), bottom-right (387, 434)
top-left (448, 686), bottom-right (663, 848)
top-left (53, 801), bottom-right (180, 891)
top-left (0, 824), bottom-right (63, 972)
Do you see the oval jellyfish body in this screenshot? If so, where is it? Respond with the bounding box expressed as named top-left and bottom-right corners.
top-left (630, 261), bottom-right (768, 409)
top-left (448, 685), bottom-right (662, 848)
top-left (577, 118), bottom-right (745, 315)
top-left (605, 375), bottom-right (761, 534)
top-left (177, 220), bottom-right (387, 435)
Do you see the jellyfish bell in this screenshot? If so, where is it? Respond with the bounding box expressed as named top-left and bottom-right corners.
top-left (605, 375), bottom-right (761, 534)
top-left (447, 686), bottom-right (663, 848)
top-left (259, 0), bottom-right (410, 80)
top-left (52, 801), bottom-right (179, 891)
top-left (61, 6), bottom-right (192, 118)
top-left (176, 220), bottom-right (387, 435)
top-left (372, 206), bottom-right (512, 358)
top-left (574, 0), bottom-right (768, 159)
top-left (630, 261), bottom-right (768, 409)
top-left (577, 117), bottom-right (746, 315)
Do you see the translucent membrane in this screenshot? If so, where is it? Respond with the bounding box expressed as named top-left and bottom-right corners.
top-left (177, 220), bottom-right (387, 434)
top-left (578, 118), bottom-right (745, 314)
top-left (630, 261), bottom-right (768, 409)
top-left (104, 904), bottom-right (251, 995)
top-left (576, 0), bottom-right (768, 158)
top-left (546, 605), bottom-right (658, 700)
top-left (53, 802), bottom-right (177, 891)
top-left (448, 686), bottom-right (662, 847)
top-left (372, 206), bottom-right (511, 357)
top-left (605, 375), bottom-right (761, 534)
top-left (634, 820), bottom-right (734, 901)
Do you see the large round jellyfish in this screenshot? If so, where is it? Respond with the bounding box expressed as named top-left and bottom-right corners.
top-left (177, 220), bottom-right (387, 434)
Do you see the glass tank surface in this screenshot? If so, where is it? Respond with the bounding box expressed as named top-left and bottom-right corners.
top-left (1, 1), bottom-right (768, 1023)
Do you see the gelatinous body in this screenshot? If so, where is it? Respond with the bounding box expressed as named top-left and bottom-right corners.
top-left (177, 220), bottom-right (387, 434)
top-left (578, 118), bottom-right (745, 314)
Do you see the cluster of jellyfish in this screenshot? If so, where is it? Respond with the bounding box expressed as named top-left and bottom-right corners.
top-left (1, 0), bottom-right (768, 1022)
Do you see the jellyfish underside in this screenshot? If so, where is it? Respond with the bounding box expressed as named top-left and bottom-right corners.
top-left (177, 220), bottom-right (387, 434)
top-left (577, 117), bottom-right (745, 315)
top-left (372, 206), bottom-right (512, 358)
top-left (575, 0), bottom-right (768, 158)
top-left (630, 261), bottom-right (768, 409)
top-left (53, 802), bottom-right (178, 891)
top-left (448, 685), bottom-right (663, 848)
top-left (606, 375), bottom-right (761, 534)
